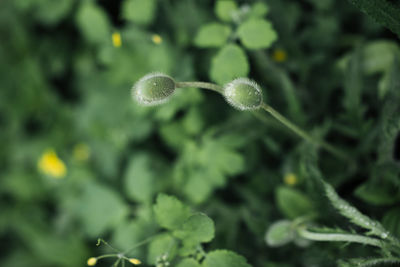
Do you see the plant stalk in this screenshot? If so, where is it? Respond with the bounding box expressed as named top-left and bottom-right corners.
top-left (261, 103), bottom-right (348, 160)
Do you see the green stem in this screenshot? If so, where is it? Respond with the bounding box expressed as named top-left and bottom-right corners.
top-left (176, 81), bottom-right (223, 93)
top-left (297, 227), bottom-right (386, 249)
top-left (261, 103), bottom-right (348, 160)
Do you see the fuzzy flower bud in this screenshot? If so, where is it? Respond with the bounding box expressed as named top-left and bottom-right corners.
top-left (223, 78), bottom-right (263, 110)
top-left (132, 72), bottom-right (176, 106)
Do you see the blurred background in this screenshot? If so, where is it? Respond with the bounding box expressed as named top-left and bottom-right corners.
top-left (0, 0), bottom-right (399, 266)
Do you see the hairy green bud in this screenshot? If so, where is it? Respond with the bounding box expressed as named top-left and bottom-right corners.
top-left (223, 78), bottom-right (263, 110)
top-left (132, 73), bottom-right (176, 106)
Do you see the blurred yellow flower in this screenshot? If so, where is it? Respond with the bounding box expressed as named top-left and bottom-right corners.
top-left (151, 34), bottom-right (162, 45)
top-left (38, 149), bottom-right (67, 178)
top-left (129, 258), bottom-right (141, 265)
top-left (87, 257), bottom-right (97, 266)
top-left (272, 48), bottom-right (287, 63)
top-left (284, 173), bottom-right (298, 186)
top-left (112, 32), bottom-right (122, 47)
top-left (73, 143), bottom-right (90, 162)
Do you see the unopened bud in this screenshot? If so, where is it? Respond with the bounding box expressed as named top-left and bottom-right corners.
top-left (132, 73), bottom-right (176, 106)
top-left (223, 78), bottom-right (263, 110)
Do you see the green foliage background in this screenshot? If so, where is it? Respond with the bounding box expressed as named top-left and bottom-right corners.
top-left (0, 0), bottom-right (399, 266)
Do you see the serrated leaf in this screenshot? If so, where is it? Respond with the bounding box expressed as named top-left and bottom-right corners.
top-left (76, 1), bottom-right (110, 44)
top-left (177, 258), bottom-right (201, 267)
top-left (237, 19), bottom-right (277, 50)
top-left (265, 220), bottom-right (294, 247)
top-left (147, 234), bottom-right (177, 265)
top-left (202, 250), bottom-right (252, 267)
top-left (124, 153), bottom-right (155, 203)
top-left (122, 0), bottom-right (156, 25)
top-left (215, 0), bottom-right (238, 22)
top-left (276, 186), bottom-right (315, 219)
top-left (174, 213), bottom-right (215, 245)
top-left (194, 23), bottom-right (232, 48)
top-left (210, 44), bottom-right (249, 84)
top-left (153, 194), bottom-right (192, 230)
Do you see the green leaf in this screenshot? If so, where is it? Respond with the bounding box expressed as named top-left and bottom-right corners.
top-left (174, 213), bottom-right (215, 245)
top-left (250, 2), bottom-right (269, 18)
top-left (147, 233), bottom-right (177, 265)
top-left (383, 207), bottom-right (400, 238)
top-left (177, 258), bottom-right (201, 267)
top-left (153, 194), bottom-right (192, 230)
top-left (347, 0), bottom-right (400, 37)
top-left (202, 250), bottom-right (252, 267)
top-left (183, 172), bottom-right (213, 204)
top-left (76, 1), bottom-right (110, 44)
top-left (215, 0), bottom-right (238, 22)
top-left (122, 0), bottom-right (156, 25)
top-left (265, 220), bottom-right (294, 247)
top-left (76, 182), bottom-right (128, 237)
top-left (276, 186), bottom-right (315, 219)
top-left (362, 41), bottom-right (400, 74)
top-left (124, 153), bottom-right (155, 203)
top-left (237, 19), bottom-right (277, 50)
top-left (210, 44), bottom-right (249, 84)
top-left (194, 23), bottom-right (232, 48)
top-left (354, 182), bottom-right (400, 206)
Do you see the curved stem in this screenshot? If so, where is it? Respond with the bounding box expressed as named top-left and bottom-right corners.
top-left (176, 81), bottom-right (223, 93)
top-left (297, 227), bottom-right (386, 249)
top-left (261, 103), bottom-right (349, 160)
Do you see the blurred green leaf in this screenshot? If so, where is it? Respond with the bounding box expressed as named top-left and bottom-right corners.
top-left (194, 23), bottom-right (232, 48)
top-left (124, 153), bottom-right (156, 203)
top-left (174, 213), bottom-right (215, 245)
top-left (237, 19), bottom-right (277, 50)
top-left (76, 1), bottom-right (110, 44)
top-left (147, 233), bottom-right (177, 265)
top-left (276, 186), bottom-right (315, 219)
top-left (265, 220), bottom-right (294, 247)
top-left (354, 182), bottom-right (400, 206)
top-left (177, 258), bottom-right (201, 267)
top-left (215, 0), bottom-right (237, 22)
top-left (76, 181), bottom-right (128, 237)
top-left (122, 0), bottom-right (157, 25)
top-left (250, 2), bottom-right (269, 18)
top-left (211, 44), bottom-right (249, 84)
top-left (202, 250), bottom-right (252, 267)
top-left (153, 194), bottom-right (192, 230)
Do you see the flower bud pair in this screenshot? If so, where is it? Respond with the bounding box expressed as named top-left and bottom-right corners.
top-left (132, 73), bottom-right (263, 110)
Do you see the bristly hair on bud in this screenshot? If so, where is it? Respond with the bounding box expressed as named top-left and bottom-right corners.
top-left (223, 78), bottom-right (263, 110)
top-left (132, 72), bottom-right (176, 106)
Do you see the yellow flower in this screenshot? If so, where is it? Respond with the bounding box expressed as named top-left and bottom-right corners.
top-left (73, 143), bottom-right (90, 162)
top-left (284, 173), bottom-right (298, 186)
top-left (87, 257), bottom-right (97, 266)
top-left (129, 258), bottom-right (141, 265)
top-left (38, 149), bottom-right (67, 178)
top-left (151, 34), bottom-right (162, 45)
top-left (272, 48), bottom-right (287, 63)
top-left (112, 32), bottom-right (122, 47)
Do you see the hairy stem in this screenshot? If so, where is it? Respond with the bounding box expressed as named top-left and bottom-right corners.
top-left (261, 103), bottom-right (348, 160)
top-left (297, 227), bottom-right (386, 248)
top-left (176, 81), bottom-right (223, 93)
